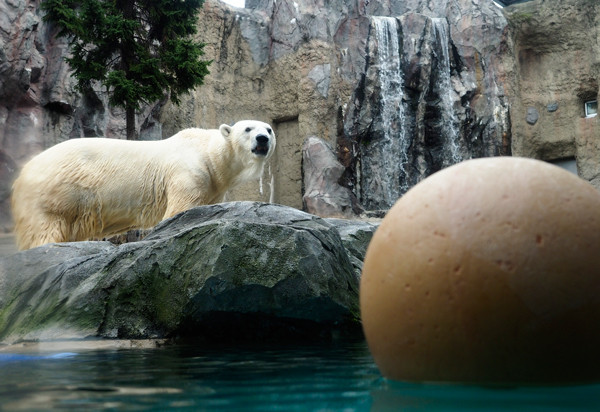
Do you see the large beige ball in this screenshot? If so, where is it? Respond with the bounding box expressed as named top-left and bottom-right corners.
top-left (360, 157), bottom-right (600, 383)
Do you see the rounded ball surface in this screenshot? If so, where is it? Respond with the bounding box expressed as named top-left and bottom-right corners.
top-left (360, 157), bottom-right (600, 383)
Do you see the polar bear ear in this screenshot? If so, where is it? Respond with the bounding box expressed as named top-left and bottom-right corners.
top-left (219, 124), bottom-right (233, 139)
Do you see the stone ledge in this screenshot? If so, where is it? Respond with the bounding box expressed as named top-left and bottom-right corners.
top-left (0, 202), bottom-right (377, 345)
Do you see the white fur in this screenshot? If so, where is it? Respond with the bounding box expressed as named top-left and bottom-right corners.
top-left (11, 120), bottom-right (276, 250)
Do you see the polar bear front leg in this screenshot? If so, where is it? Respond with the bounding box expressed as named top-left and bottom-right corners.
top-left (16, 213), bottom-right (70, 250)
top-left (163, 198), bottom-right (199, 220)
top-left (162, 177), bottom-right (214, 220)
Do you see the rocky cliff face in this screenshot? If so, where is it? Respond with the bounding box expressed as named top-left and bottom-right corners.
top-left (3, 0), bottom-right (597, 231)
top-left (503, 0), bottom-right (600, 186)
top-left (0, 0), bottom-right (163, 231)
top-left (341, 11), bottom-right (510, 210)
top-left (160, 0), bottom-right (511, 214)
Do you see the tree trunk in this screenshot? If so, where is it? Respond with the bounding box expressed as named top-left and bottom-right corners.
top-left (126, 104), bottom-right (137, 140)
top-left (120, 0), bottom-right (137, 140)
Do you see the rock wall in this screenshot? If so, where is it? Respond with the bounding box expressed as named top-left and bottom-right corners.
top-left (5, 0), bottom-right (598, 231)
top-left (161, 0), bottom-right (511, 213)
top-left (341, 11), bottom-right (511, 210)
top-left (159, 0), bottom-right (350, 211)
top-left (503, 0), bottom-right (600, 186)
top-left (0, 0), bottom-right (163, 231)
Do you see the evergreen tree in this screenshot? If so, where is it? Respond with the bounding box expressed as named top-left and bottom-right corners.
top-left (42, 0), bottom-right (211, 139)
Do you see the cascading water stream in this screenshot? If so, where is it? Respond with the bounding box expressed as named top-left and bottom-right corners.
top-left (370, 16), bottom-right (410, 207)
top-left (432, 18), bottom-right (462, 166)
top-left (359, 17), bottom-right (464, 210)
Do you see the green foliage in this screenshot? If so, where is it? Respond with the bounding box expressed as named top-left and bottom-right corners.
top-left (42, 0), bottom-right (211, 114)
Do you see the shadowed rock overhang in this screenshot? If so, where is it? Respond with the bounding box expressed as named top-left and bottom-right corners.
top-left (493, 0), bottom-right (534, 6)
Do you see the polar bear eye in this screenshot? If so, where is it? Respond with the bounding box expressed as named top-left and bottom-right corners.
top-left (245, 127), bottom-right (253, 133)
top-left (266, 128), bottom-right (272, 134)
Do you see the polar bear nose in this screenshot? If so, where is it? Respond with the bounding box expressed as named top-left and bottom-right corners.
top-left (256, 135), bottom-right (269, 144)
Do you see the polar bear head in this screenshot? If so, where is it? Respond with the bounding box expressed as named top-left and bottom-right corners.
top-left (219, 120), bottom-right (276, 160)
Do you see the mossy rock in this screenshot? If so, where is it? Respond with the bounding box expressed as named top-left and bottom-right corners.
top-left (0, 202), bottom-right (375, 344)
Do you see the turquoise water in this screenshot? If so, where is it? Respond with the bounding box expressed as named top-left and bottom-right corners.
top-left (0, 341), bottom-right (599, 411)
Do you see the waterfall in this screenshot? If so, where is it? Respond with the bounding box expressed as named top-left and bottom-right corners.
top-left (369, 16), bottom-right (409, 207)
top-left (357, 17), bottom-right (463, 210)
top-left (432, 18), bottom-right (462, 166)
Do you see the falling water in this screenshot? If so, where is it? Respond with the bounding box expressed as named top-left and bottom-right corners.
top-left (259, 164), bottom-right (275, 203)
top-left (370, 16), bottom-right (409, 207)
top-left (269, 170), bottom-right (275, 204)
top-left (259, 175), bottom-right (264, 196)
top-left (432, 18), bottom-right (462, 166)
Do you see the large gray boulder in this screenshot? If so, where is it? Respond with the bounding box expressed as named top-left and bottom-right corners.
top-left (0, 202), bottom-right (377, 344)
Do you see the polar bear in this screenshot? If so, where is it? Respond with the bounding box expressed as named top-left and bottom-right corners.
top-left (11, 120), bottom-right (276, 250)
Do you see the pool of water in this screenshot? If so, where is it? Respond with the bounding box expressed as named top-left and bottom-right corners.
top-left (0, 341), bottom-right (599, 411)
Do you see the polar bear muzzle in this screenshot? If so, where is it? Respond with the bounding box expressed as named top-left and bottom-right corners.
top-left (251, 134), bottom-right (271, 156)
